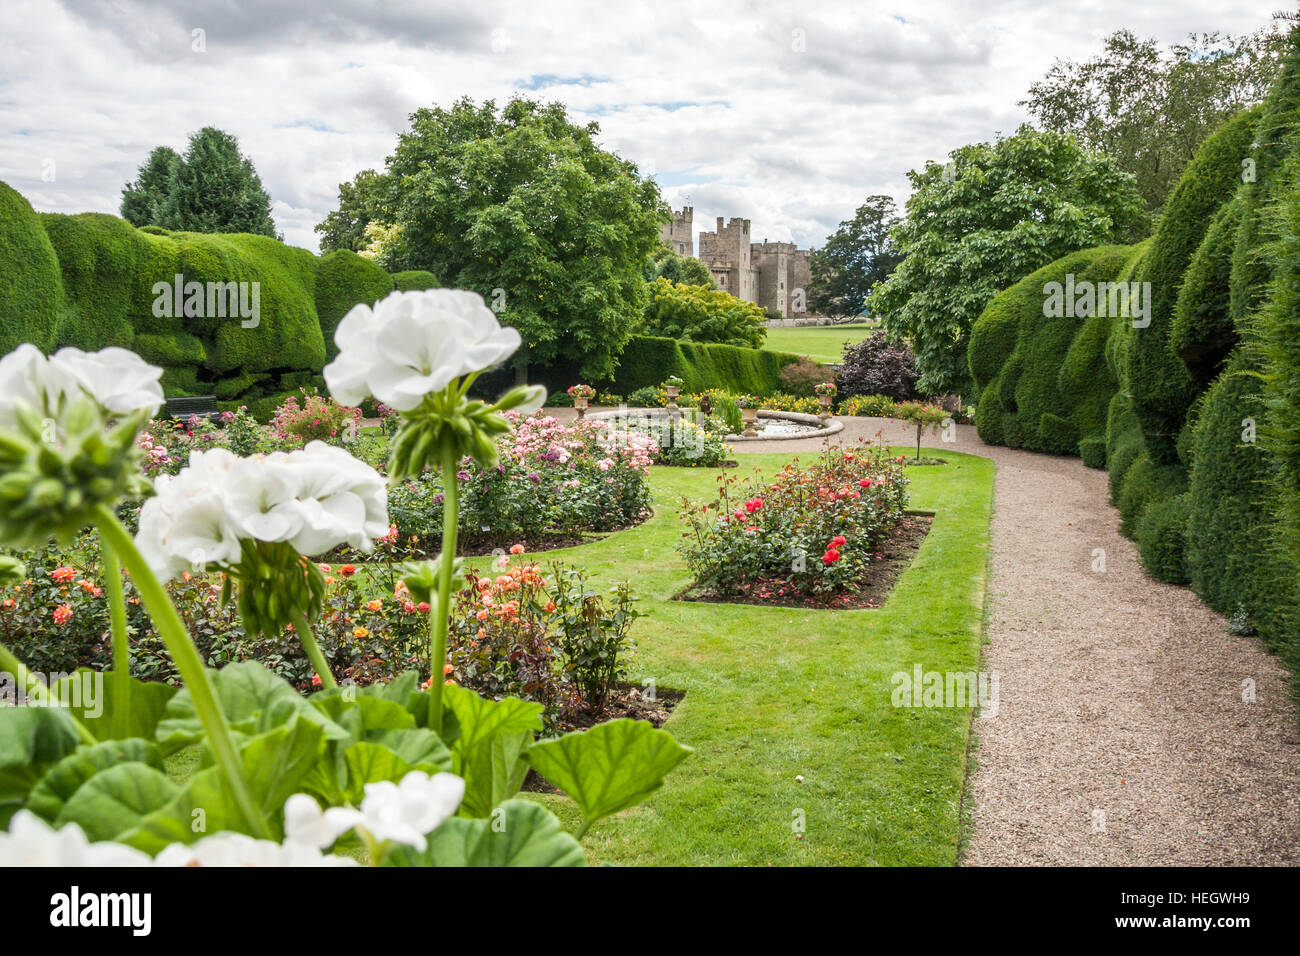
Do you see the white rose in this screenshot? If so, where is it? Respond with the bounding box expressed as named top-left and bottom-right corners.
top-left (48, 346), bottom-right (164, 418)
top-left (323, 289), bottom-right (521, 410)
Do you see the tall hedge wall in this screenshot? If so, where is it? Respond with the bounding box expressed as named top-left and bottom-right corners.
top-left (607, 335), bottom-right (802, 396)
top-left (964, 63), bottom-right (1300, 687)
top-left (0, 183), bottom-right (412, 412)
top-left (1124, 106), bottom-right (1262, 466)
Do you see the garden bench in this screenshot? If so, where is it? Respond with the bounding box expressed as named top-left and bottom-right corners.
top-left (164, 394), bottom-right (221, 422)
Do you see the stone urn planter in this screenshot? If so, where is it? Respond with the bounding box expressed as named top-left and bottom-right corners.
top-left (817, 394), bottom-right (833, 420)
top-left (573, 395), bottom-right (589, 420)
top-left (741, 407), bottom-right (759, 437)
top-left (664, 385), bottom-right (680, 412)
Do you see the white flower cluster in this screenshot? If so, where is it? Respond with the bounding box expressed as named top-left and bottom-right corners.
top-left (0, 771), bottom-right (465, 867)
top-left (136, 441), bottom-right (389, 581)
top-left (323, 289), bottom-right (524, 410)
top-left (285, 770), bottom-right (466, 853)
top-left (0, 344), bottom-right (163, 428)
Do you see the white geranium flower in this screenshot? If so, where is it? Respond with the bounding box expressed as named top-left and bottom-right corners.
top-left (153, 831), bottom-right (358, 867)
top-left (0, 811), bottom-right (152, 866)
top-left (324, 290), bottom-right (521, 410)
top-left (356, 771), bottom-right (465, 851)
top-left (136, 449), bottom-right (245, 581)
top-left (0, 344), bottom-right (49, 430)
top-left (283, 793), bottom-right (365, 849)
top-left (224, 452), bottom-right (304, 543)
top-left (137, 443), bottom-right (389, 579)
top-left (48, 346), bottom-right (164, 418)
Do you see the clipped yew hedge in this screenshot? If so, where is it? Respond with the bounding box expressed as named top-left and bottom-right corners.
top-left (607, 334), bottom-right (802, 396)
top-left (0, 182), bottom-right (411, 412)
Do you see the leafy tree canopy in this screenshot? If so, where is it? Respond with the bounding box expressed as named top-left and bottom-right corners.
top-left (320, 96), bottom-right (664, 380)
top-left (1022, 28), bottom-right (1285, 212)
top-left (807, 195), bottom-right (902, 316)
top-left (869, 125), bottom-right (1146, 397)
top-left (315, 168), bottom-right (385, 254)
top-left (122, 128), bottom-right (278, 237)
top-left (639, 277), bottom-right (767, 349)
top-left (120, 146), bottom-right (180, 228)
top-left (644, 241), bottom-right (715, 287)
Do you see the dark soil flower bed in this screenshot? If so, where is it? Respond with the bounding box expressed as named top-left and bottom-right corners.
top-left (675, 513), bottom-right (932, 609)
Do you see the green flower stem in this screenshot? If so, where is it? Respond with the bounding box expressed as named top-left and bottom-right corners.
top-left (427, 442), bottom-right (460, 737)
top-left (0, 641), bottom-right (97, 746)
top-left (93, 505), bottom-right (272, 840)
top-left (100, 534), bottom-right (131, 740)
top-left (288, 607), bottom-right (336, 690)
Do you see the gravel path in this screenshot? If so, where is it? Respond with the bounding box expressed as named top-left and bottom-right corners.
top-left (696, 411), bottom-right (1300, 866)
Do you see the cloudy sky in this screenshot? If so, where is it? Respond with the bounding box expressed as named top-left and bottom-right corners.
top-left (0, 0), bottom-right (1282, 253)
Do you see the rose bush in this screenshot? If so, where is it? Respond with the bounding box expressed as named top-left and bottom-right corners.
top-left (678, 444), bottom-right (910, 596)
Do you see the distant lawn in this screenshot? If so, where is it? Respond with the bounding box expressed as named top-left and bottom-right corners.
top-left (763, 323), bottom-right (877, 363)
top-left (514, 446), bottom-right (995, 866)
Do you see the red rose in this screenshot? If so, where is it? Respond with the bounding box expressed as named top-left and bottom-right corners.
top-left (831, 535), bottom-right (847, 547)
top-left (822, 549), bottom-right (841, 565)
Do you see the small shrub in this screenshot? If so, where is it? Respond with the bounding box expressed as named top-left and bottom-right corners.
top-left (269, 389), bottom-right (361, 445)
top-left (838, 331), bottom-right (920, 400)
top-left (838, 393), bottom-right (898, 417)
top-left (778, 356), bottom-right (835, 396)
top-left (678, 445), bottom-right (910, 596)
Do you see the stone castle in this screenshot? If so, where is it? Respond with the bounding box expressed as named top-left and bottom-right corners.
top-left (659, 207), bottom-right (813, 319)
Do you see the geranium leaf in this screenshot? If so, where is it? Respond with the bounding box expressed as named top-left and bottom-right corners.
top-left (442, 683), bottom-right (543, 760)
top-left (51, 669), bottom-right (177, 742)
top-left (55, 762), bottom-right (179, 842)
top-left (386, 800), bottom-right (585, 867)
top-left (525, 719), bottom-right (692, 830)
top-left (25, 738), bottom-right (162, 823)
top-left (0, 707), bottom-right (83, 825)
top-left (121, 718), bottom-right (326, 853)
top-left (157, 661), bottom-right (347, 754)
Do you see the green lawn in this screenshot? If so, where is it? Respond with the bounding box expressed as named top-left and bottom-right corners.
top-left (513, 446), bottom-right (995, 865)
top-left (763, 323), bottom-right (877, 363)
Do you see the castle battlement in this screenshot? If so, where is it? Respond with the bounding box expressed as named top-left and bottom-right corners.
top-left (660, 206), bottom-right (811, 318)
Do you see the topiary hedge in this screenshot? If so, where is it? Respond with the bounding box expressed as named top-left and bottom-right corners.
top-left (0, 181), bottom-right (433, 410)
top-left (1124, 106), bottom-right (1261, 466)
top-left (0, 183), bottom-right (62, 354)
top-left (315, 249), bottom-right (395, 360)
top-left (1171, 197), bottom-right (1241, 389)
top-left (392, 269), bottom-right (439, 291)
top-left (607, 335), bottom-right (802, 396)
top-left (969, 244), bottom-right (1135, 453)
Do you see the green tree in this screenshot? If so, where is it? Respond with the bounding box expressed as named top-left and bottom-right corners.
top-left (1022, 28), bottom-right (1284, 212)
top-left (315, 168), bottom-right (386, 253)
top-left (347, 96), bottom-right (663, 380)
top-left (639, 277), bottom-right (767, 348)
top-left (644, 240), bottom-right (715, 287)
top-left (152, 127), bottom-right (277, 236)
top-left (120, 146), bottom-right (180, 227)
top-left (807, 195), bottom-right (902, 315)
top-left (870, 125), bottom-right (1145, 397)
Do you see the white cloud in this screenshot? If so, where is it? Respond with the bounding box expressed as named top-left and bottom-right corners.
top-left (0, 0), bottom-right (1282, 253)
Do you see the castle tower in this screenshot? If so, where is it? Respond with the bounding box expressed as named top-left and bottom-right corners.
top-left (659, 207), bottom-right (694, 257)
